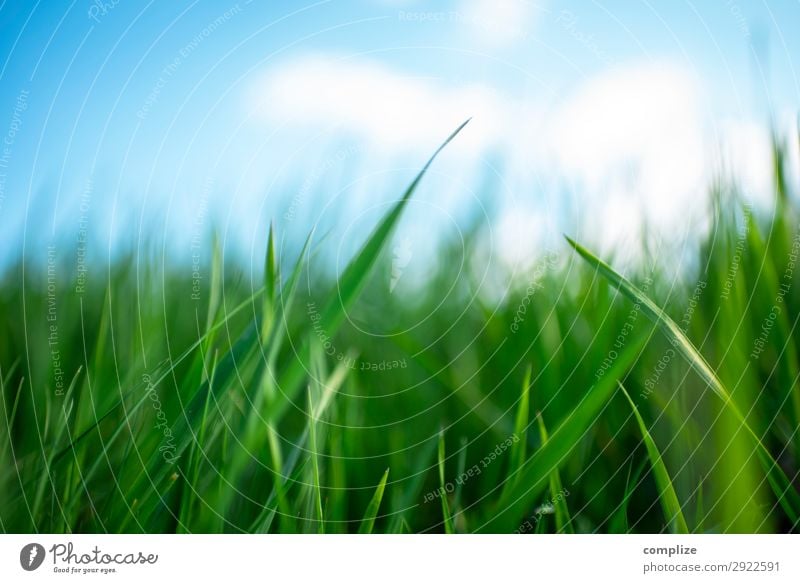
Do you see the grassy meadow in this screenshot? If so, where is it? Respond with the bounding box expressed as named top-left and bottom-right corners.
top-left (2, 121), bottom-right (800, 534)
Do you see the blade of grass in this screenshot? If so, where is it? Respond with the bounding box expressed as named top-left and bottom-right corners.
top-left (386, 435), bottom-right (438, 533)
top-left (123, 232), bottom-right (318, 531)
top-left (177, 350), bottom-right (218, 533)
top-left (453, 436), bottom-right (468, 515)
top-left (44, 272), bottom-right (278, 476)
top-left (358, 468), bottom-right (389, 534)
top-left (214, 234), bottom-right (313, 520)
top-left (565, 234), bottom-right (800, 525)
top-left (696, 478), bottom-right (706, 533)
top-left (510, 364), bottom-right (531, 481)
top-left (476, 331), bottom-right (650, 532)
top-left (619, 382), bottom-right (689, 534)
top-left (437, 430), bottom-right (455, 534)
top-left (535, 412), bottom-right (573, 533)
top-left (307, 388), bottom-right (324, 534)
top-left (248, 355), bottom-right (350, 534)
top-left (268, 120), bottom-right (471, 424)
top-left (608, 457), bottom-right (648, 533)
top-left (261, 221), bottom-right (278, 340)
top-left (31, 368), bottom-right (82, 523)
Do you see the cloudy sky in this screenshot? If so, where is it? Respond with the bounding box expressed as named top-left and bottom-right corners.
top-left (1, 0), bottom-right (799, 269)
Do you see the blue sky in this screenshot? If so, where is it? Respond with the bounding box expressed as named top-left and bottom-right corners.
top-left (1, 0), bottom-right (799, 271)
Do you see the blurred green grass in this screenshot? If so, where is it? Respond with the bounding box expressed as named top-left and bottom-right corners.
top-left (1, 124), bottom-right (799, 533)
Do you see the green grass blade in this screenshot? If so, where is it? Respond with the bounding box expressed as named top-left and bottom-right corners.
top-left (608, 458), bottom-right (647, 533)
top-left (215, 234), bottom-right (314, 518)
top-left (477, 332), bottom-right (650, 532)
top-left (43, 275), bottom-right (275, 477)
top-left (262, 221), bottom-right (278, 340)
top-left (128, 233), bottom-right (317, 531)
top-left (511, 364), bottom-right (531, 475)
top-left (269, 120), bottom-right (470, 423)
top-left (358, 468), bottom-right (389, 534)
top-left (177, 351), bottom-right (217, 533)
top-left (565, 235), bottom-right (724, 398)
top-left (535, 413), bottom-right (573, 534)
top-left (453, 436), bottom-right (468, 516)
top-left (386, 435), bottom-right (438, 533)
top-left (204, 235), bottom-right (223, 333)
top-left (565, 235), bottom-right (800, 525)
top-left (249, 436), bottom-right (310, 534)
top-left (619, 383), bottom-right (689, 534)
top-left (308, 388), bottom-right (325, 534)
top-left (248, 354), bottom-right (349, 534)
top-left (500, 364), bottom-right (531, 502)
top-left (437, 430), bottom-right (455, 534)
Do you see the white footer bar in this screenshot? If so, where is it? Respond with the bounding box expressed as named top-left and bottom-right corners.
top-left (1, 535), bottom-right (796, 582)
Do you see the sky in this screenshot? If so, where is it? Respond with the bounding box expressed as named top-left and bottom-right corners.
top-left (1, 0), bottom-right (799, 275)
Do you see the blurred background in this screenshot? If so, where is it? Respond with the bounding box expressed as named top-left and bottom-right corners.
top-left (1, 0), bottom-right (798, 273)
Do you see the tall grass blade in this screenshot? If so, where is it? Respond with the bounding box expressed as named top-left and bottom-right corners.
top-left (535, 413), bottom-right (573, 534)
top-left (358, 468), bottom-right (389, 534)
top-left (269, 120), bottom-right (471, 423)
top-left (511, 364), bottom-right (531, 475)
top-left (619, 383), bottom-right (689, 534)
top-left (438, 430), bottom-right (455, 534)
top-left (477, 332), bottom-right (650, 532)
top-left (565, 235), bottom-right (800, 525)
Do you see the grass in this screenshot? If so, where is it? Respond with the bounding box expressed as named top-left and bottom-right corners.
top-left (1, 122), bottom-right (800, 533)
top-left (619, 382), bottom-right (688, 534)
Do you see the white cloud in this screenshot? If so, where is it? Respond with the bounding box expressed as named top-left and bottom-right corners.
top-left (715, 119), bottom-right (773, 204)
top-left (547, 61), bottom-right (709, 252)
top-left (251, 54), bottom-right (508, 155)
top-left (249, 54), bottom-right (785, 264)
